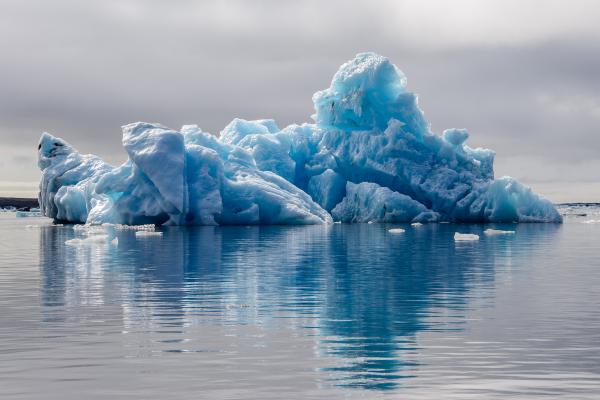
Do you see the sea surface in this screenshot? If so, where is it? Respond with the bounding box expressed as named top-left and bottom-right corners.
top-left (1, 205), bottom-right (599, 399)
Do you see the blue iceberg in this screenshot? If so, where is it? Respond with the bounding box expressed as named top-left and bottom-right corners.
top-left (37, 52), bottom-right (562, 225)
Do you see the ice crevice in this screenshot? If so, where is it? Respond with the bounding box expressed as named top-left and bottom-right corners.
top-left (37, 52), bottom-right (562, 225)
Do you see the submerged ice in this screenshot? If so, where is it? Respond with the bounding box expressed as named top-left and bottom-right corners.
top-left (37, 53), bottom-right (562, 225)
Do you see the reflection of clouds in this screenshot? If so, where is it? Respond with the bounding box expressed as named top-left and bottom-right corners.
top-left (39, 223), bottom-right (560, 390)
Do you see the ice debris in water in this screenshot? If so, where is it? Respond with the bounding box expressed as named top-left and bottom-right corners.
top-left (388, 228), bottom-right (405, 234)
top-left (454, 232), bottom-right (479, 241)
top-left (73, 225), bottom-right (106, 235)
top-left (411, 222), bottom-right (423, 227)
top-left (484, 228), bottom-right (515, 235)
top-left (113, 224), bottom-right (156, 231)
top-left (65, 235), bottom-right (114, 246)
top-left (135, 231), bottom-right (163, 238)
top-left (16, 210), bottom-right (43, 218)
top-left (37, 52), bottom-right (562, 226)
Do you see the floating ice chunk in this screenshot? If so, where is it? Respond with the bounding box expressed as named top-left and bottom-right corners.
top-left (73, 224), bottom-right (107, 235)
top-left (454, 233), bottom-right (479, 241)
top-left (388, 228), bottom-right (405, 234)
top-left (411, 222), bottom-right (423, 227)
top-left (36, 52), bottom-right (561, 225)
top-left (15, 211), bottom-right (43, 218)
top-left (113, 224), bottom-right (156, 231)
top-left (65, 235), bottom-right (111, 246)
top-left (135, 231), bottom-right (163, 238)
top-left (484, 228), bottom-right (515, 235)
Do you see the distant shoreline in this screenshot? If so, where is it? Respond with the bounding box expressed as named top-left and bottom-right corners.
top-left (0, 197), bottom-right (598, 212)
top-left (0, 197), bottom-right (39, 209)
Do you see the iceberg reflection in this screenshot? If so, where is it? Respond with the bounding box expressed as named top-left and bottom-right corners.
top-left (39, 223), bottom-right (559, 390)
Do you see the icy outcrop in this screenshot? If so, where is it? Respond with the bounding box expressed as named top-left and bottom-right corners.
top-left (332, 182), bottom-right (439, 223)
top-left (37, 53), bottom-right (561, 225)
top-left (38, 125), bottom-right (331, 226)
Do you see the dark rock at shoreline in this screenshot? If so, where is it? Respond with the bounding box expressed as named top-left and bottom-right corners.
top-left (0, 197), bottom-right (39, 209)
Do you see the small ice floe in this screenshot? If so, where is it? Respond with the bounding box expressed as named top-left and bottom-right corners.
top-left (113, 224), bottom-right (156, 231)
top-left (582, 220), bottom-right (600, 224)
top-left (15, 211), bottom-right (43, 218)
top-left (135, 231), bottom-right (163, 238)
top-left (454, 232), bottom-right (479, 241)
top-left (65, 234), bottom-right (112, 246)
top-left (411, 222), bottom-right (423, 227)
top-left (367, 221), bottom-right (374, 224)
top-left (73, 224), bottom-right (107, 236)
top-left (484, 228), bottom-right (515, 236)
top-left (388, 228), bottom-right (405, 234)
top-left (25, 224), bottom-right (42, 229)
top-left (333, 221), bottom-right (342, 224)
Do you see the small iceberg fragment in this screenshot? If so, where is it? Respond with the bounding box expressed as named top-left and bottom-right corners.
top-left (76, 225), bottom-right (107, 236)
top-left (135, 231), bottom-right (163, 238)
top-left (15, 210), bottom-right (43, 218)
top-left (388, 228), bottom-right (406, 234)
top-left (411, 222), bottom-right (423, 227)
top-left (483, 228), bottom-right (515, 235)
top-left (113, 224), bottom-right (156, 231)
top-left (454, 232), bottom-right (479, 241)
top-left (65, 234), bottom-right (111, 246)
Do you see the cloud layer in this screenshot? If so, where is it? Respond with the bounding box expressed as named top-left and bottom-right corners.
top-left (1, 0), bottom-right (599, 201)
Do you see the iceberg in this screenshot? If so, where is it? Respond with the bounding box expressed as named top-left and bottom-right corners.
top-left (37, 52), bottom-right (562, 225)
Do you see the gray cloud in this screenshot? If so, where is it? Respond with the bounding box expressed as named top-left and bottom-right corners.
top-left (0, 0), bottom-right (599, 201)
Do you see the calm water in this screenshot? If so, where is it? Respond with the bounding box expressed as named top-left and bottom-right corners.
top-left (1, 208), bottom-right (599, 399)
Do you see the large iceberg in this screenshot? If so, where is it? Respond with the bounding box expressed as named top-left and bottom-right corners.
top-left (37, 53), bottom-right (562, 225)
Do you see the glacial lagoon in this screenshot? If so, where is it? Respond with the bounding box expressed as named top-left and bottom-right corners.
top-left (1, 207), bottom-right (599, 399)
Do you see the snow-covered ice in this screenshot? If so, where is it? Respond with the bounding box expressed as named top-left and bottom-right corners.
top-left (37, 52), bottom-right (562, 226)
top-left (454, 233), bottom-right (480, 241)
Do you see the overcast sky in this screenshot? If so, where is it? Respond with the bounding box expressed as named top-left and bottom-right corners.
top-left (1, 0), bottom-right (599, 202)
